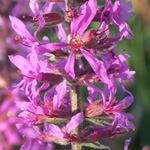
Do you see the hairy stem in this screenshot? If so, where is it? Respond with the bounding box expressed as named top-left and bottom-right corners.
top-left (65, 0), bottom-right (82, 150)
top-left (70, 58), bottom-right (82, 150)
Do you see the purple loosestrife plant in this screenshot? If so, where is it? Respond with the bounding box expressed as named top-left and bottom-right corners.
top-left (8, 0), bottom-right (135, 149)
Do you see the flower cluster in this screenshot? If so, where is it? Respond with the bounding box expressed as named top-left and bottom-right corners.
top-left (8, 0), bottom-right (135, 149)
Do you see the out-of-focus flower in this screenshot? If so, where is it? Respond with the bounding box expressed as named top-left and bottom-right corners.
top-left (124, 137), bottom-right (132, 150)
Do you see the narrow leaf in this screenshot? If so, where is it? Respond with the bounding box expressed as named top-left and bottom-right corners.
top-left (80, 141), bottom-right (110, 149)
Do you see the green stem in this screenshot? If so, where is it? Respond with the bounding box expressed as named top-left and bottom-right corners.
top-left (70, 58), bottom-right (82, 150)
top-left (65, 0), bottom-right (82, 150)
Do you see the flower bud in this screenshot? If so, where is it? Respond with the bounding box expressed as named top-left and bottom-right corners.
top-left (82, 128), bottom-right (114, 142)
top-left (84, 100), bottom-right (105, 117)
top-left (39, 72), bottom-right (63, 84)
top-left (43, 12), bottom-right (64, 26)
top-left (31, 12), bottom-right (64, 26)
top-left (82, 29), bottom-right (112, 52)
top-left (66, 7), bottom-right (78, 18)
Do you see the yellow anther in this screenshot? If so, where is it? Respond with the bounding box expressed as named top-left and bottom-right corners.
top-left (33, 16), bottom-right (38, 21)
top-left (26, 111), bottom-right (31, 114)
top-left (15, 35), bottom-right (20, 41)
top-left (122, 102), bottom-right (126, 107)
top-left (76, 35), bottom-right (81, 40)
top-left (17, 70), bottom-right (22, 74)
top-left (110, 22), bottom-right (113, 26)
top-left (7, 111), bottom-right (12, 117)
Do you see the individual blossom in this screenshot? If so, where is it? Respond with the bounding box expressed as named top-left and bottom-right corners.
top-left (29, 0), bottom-right (64, 30)
top-left (8, 51), bottom-right (50, 101)
top-left (124, 137), bottom-right (132, 150)
top-left (36, 0), bottom-right (112, 85)
top-left (82, 124), bottom-right (123, 142)
top-left (98, 0), bottom-right (135, 40)
top-left (16, 112), bottom-right (84, 148)
top-left (43, 112), bottom-right (84, 143)
top-left (16, 124), bottom-right (54, 150)
top-left (84, 82), bottom-right (135, 131)
top-left (0, 98), bottom-right (22, 149)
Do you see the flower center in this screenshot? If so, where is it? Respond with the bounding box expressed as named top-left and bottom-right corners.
top-left (66, 6), bottom-right (78, 18)
top-left (70, 35), bottom-right (83, 50)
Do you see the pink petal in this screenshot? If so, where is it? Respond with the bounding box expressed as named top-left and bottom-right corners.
top-left (8, 55), bottom-right (32, 74)
top-left (66, 112), bottom-right (84, 133)
top-left (36, 42), bottom-right (69, 55)
top-left (58, 23), bottom-right (66, 42)
top-left (45, 124), bottom-right (65, 138)
top-left (81, 49), bottom-right (110, 84)
top-left (16, 124), bottom-right (39, 138)
top-left (64, 51), bottom-right (75, 80)
top-left (124, 137), bottom-right (132, 150)
top-left (9, 16), bottom-right (35, 43)
top-left (71, 0), bottom-right (97, 37)
top-left (53, 80), bottom-right (68, 111)
top-left (77, 0), bottom-right (97, 36)
top-left (29, 0), bottom-right (40, 16)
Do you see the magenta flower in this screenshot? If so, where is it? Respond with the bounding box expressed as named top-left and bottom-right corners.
top-left (44, 112), bottom-right (84, 141)
top-left (9, 15), bottom-right (38, 49)
top-left (100, 51), bottom-right (135, 82)
top-left (6, 0), bottom-right (135, 149)
top-left (100, 0), bottom-right (135, 40)
top-left (8, 51), bottom-right (50, 101)
top-left (84, 82), bottom-right (135, 131)
top-left (82, 125), bottom-right (123, 142)
top-left (0, 99), bottom-right (22, 146)
top-left (16, 124), bottom-right (54, 150)
top-left (124, 137), bottom-right (132, 150)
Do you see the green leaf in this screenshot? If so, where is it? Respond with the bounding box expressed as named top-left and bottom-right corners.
top-left (44, 136), bottom-right (69, 146)
top-left (85, 118), bottom-right (112, 126)
top-left (44, 117), bottom-right (69, 124)
top-left (80, 141), bottom-right (110, 149)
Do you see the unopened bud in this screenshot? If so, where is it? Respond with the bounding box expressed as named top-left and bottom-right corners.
top-left (66, 7), bottom-right (78, 18)
top-left (40, 73), bottom-right (63, 84)
top-left (82, 28), bottom-right (113, 52)
top-left (82, 128), bottom-right (114, 142)
top-left (43, 12), bottom-right (64, 26)
top-left (84, 100), bottom-right (105, 117)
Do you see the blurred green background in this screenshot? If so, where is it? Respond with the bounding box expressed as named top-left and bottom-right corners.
top-left (98, 0), bottom-right (150, 149)
top-left (120, 0), bottom-right (150, 149)
top-left (83, 0), bottom-right (150, 149)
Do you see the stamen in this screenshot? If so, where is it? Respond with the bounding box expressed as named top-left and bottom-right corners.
top-left (106, 103), bottom-right (125, 112)
top-left (100, 22), bottom-right (112, 35)
top-left (109, 73), bottom-right (119, 79)
top-left (70, 35), bottom-right (83, 50)
top-left (18, 70), bottom-right (35, 79)
top-left (22, 16), bottom-right (37, 22)
top-left (15, 35), bottom-right (20, 41)
top-left (68, 134), bottom-right (78, 142)
top-left (15, 35), bottom-right (32, 48)
top-left (49, 110), bottom-right (58, 117)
